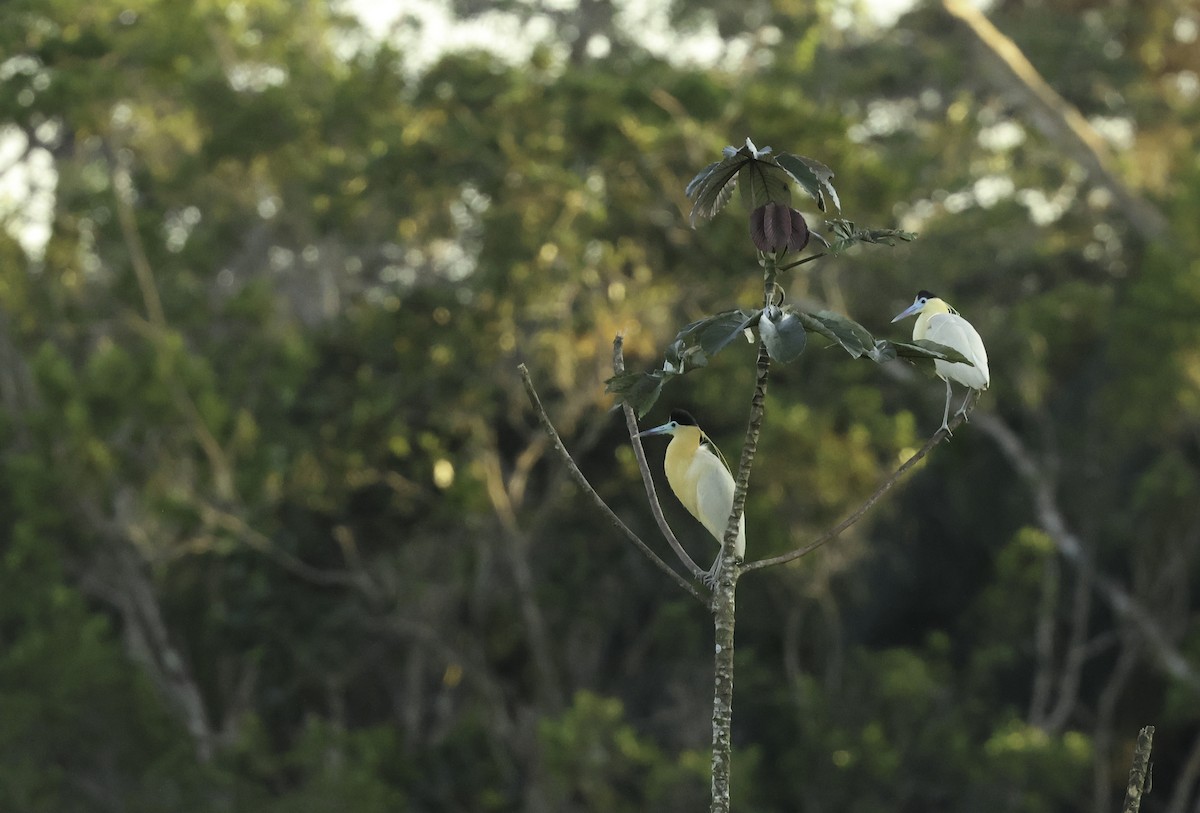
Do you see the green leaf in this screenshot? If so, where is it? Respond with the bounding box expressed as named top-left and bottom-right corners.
top-left (684, 160), bottom-right (722, 199)
top-left (775, 153), bottom-right (840, 212)
top-left (795, 310), bottom-right (876, 358)
top-left (737, 159), bottom-right (791, 210)
top-left (826, 219), bottom-right (917, 253)
top-left (760, 307), bottom-right (807, 363)
top-left (605, 369), bottom-right (677, 418)
top-left (892, 339), bottom-right (974, 366)
top-left (866, 339), bottom-right (974, 371)
top-left (664, 338), bottom-right (708, 372)
top-left (607, 309), bottom-right (759, 416)
top-left (677, 308), bottom-right (760, 357)
top-left (686, 146), bottom-right (756, 225)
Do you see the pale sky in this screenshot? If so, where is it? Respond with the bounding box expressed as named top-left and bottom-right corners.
top-left (347, 0), bottom-right (922, 74)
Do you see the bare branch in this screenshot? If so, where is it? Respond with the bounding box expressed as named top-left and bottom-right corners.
top-left (480, 444), bottom-right (566, 709)
top-left (518, 363), bottom-right (704, 602)
top-left (613, 336), bottom-right (705, 580)
top-left (76, 528), bottom-right (216, 763)
top-left (743, 414), bottom-right (962, 573)
top-left (1043, 557), bottom-right (1094, 732)
top-left (109, 157), bottom-right (167, 328)
top-left (974, 412), bottom-right (1200, 694)
top-left (195, 500), bottom-right (377, 595)
top-left (940, 0), bottom-right (1168, 241)
top-left (110, 148), bottom-right (236, 501)
top-left (1027, 551), bottom-right (1060, 727)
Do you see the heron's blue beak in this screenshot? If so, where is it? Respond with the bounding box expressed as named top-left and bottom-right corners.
top-left (635, 423), bottom-right (674, 438)
top-left (891, 300), bottom-right (924, 323)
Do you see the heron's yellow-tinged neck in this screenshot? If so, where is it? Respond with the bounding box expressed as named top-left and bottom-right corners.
top-left (663, 426), bottom-right (703, 489)
top-left (912, 298), bottom-right (953, 341)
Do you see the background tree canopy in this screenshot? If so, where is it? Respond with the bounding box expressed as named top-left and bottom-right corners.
top-left (1, 0), bottom-right (1198, 810)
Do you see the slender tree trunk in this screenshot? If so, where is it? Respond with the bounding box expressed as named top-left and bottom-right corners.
top-left (710, 568), bottom-right (737, 812)
top-left (710, 274), bottom-right (776, 812)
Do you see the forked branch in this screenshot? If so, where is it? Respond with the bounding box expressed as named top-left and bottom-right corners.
top-left (518, 363), bottom-right (705, 603)
top-left (613, 337), bottom-right (705, 581)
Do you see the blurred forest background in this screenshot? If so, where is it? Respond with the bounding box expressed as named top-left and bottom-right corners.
top-left (1, 0), bottom-right (1199, 810)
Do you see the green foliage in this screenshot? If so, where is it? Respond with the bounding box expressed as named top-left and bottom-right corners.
top-left (539, 691), bottom-right (709, 812)
top-left (0, 0), bottom-right (1197, 810)
top-left (609, 304), bottom-right (968, 415)
top-left (824, 219), bottom-right (917, 253)
top-left (686, 140), bottom-right (842, 224)
top-left (774, 152), bottom-right (841, 212)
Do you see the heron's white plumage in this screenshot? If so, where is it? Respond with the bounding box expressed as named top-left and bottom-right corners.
top-left (893, 292), bottom-right (989, 433)
top-left (678, 443), bottom-right (745, 560)
top-left (924, 312), bottom-right (990, 391)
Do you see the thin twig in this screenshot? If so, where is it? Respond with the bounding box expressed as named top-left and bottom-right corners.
top-left (1122, 725), bottom-right (1155, 813)
top-left (743, 415), bottom-right (960, 573)
top-left (518, 363), bottom-right (704, 602)
top-left (778, 252), bottom-right (826, 271)
top-left (613, 336), bottom-right (705, 580)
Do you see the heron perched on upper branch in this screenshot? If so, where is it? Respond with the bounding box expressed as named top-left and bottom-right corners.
top-left (892, 290), bottom-right (990, 434)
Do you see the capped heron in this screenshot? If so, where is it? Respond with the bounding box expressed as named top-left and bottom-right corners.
top-left (636, 409), bottom-right (745, 562)
top-left (892, 290), bottom-right (990, 434)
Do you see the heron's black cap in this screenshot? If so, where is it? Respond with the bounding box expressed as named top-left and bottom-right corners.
top-left (916, 289), bottom-right (938, 300)
top-left (669, 409), bottom-right (699, 426)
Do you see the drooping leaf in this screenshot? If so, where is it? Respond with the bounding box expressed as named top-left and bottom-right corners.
top-left (677, 309), bottom-right (760, 357)
top-left (605, 369), bottom-right (678, 418)
top-left (795, 310), bottom-right (876, 358)
top-left (775, 153), bottom-right (840, 212)
top-left (686, 142), bottom-right (759, 225)
top-left (738, 159), bottom-right (791, 210)
top-left (607, 309), bottom-right (760, 416)
top-left (760, 306), bottom-right (807, 363)
top-left (684, 160), bottom-right (722, 199)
